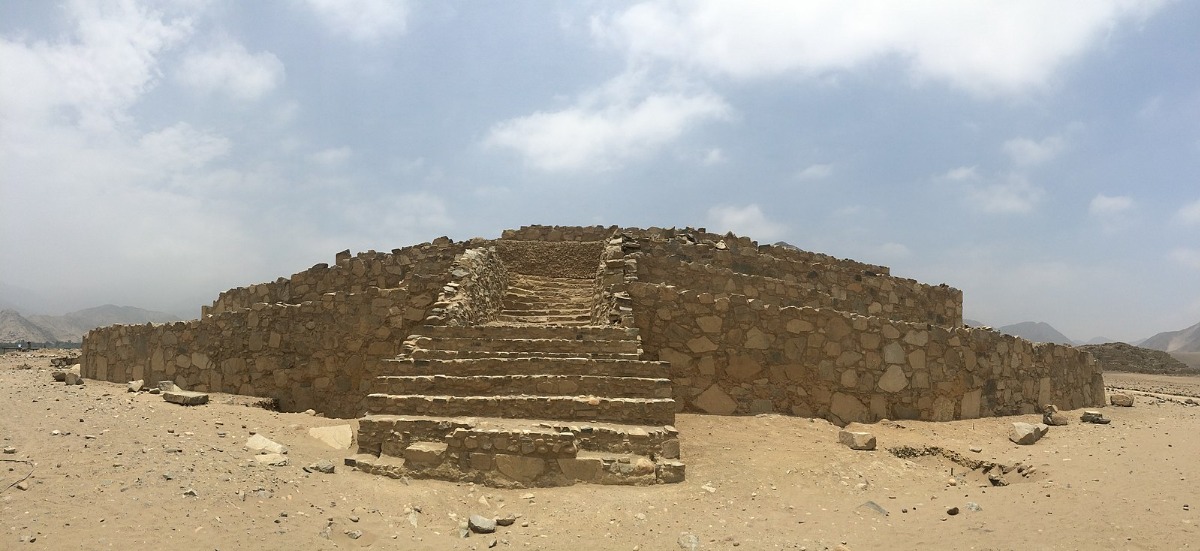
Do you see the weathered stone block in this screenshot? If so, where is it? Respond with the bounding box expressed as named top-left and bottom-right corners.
top-left (838, 430), bottom-right (877, 451)
top-left (693, 384), bottom-right (738, 415)
top-left (558, 457), bottom-right (602, 481)
top-left (163, 390), bottom-right (209, 406)
top-left (404, 442), bottom-right (448, 467)
top-left (495, 454), bottom-right (544, 484)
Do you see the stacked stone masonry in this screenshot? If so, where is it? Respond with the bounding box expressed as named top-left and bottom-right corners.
top-left (81, 225), bottom-right (1104, 486)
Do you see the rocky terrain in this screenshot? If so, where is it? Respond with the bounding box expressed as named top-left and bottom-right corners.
top-left (2, 350), bottom-right (1198, 550)
top-left (1080, 342), bottom-right (1200, 375)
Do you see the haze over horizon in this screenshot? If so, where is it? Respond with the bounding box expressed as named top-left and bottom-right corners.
top-left (2, 1), bottom-right (1198, 342)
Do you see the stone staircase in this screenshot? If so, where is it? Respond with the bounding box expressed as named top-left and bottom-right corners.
top-left (347, 274), bottom-right (685, 487)
top-left (496, 274), bottom-right (593, 325)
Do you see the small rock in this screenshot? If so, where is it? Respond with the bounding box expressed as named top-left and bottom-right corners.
top-left (1042, 404), bottom-right (1069, 426)
top-left (345, 530), bottom-right (363, 540)
top-left (157, 380), bottom-right (180, 392)
top-left (246, 434), bottom-right (288, 455)
top-left (183, 488), bottom-right (198, 497)
top-left (469, 514), bottom-right (497, 534)
top-left (838, 430), bottom-right (877, 451)
top-left (969, 446), bottom-right (983, 453)
top-left (64, 371), bottom-right (84, 385)
top-left (495, 514), bottom-right (517, 527)
top-left (946, 506), bottom-right (960, 516)
top-left (1080, 410), bottom-right (1111, 424)
top-left (254, 453), bottom-right (289, 467)
top-left (857, 500), bottom-right (889, 516)
top-left (1009, 422), bottom-right (1049, 445)
top-left (162, 390), bottom-right (209, 406)
top-left (16, 481), bottom-right (30, 491)
top-left (1110, 393), bottom-right (1134, 407)
top-left (304, 459), bottom-right (336, 474)
top-left (678, 532), bottom-right (700, 551)
top-left (2, 447), bottom-right (15, 454)
top-left (966, 502), bottom-right (983, 512)
top-left (127, 380), bottom-right (144, 393)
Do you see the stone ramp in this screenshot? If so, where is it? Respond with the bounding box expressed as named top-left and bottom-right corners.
top-left (351, 273), bottom-right (685, 487)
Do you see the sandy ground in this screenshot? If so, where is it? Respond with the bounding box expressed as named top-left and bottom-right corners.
top-left (2, 351), bottom-right (1198, 551)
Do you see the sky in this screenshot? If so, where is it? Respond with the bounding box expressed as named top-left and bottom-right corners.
top-left (1, 0), bottom-right (1198, 342)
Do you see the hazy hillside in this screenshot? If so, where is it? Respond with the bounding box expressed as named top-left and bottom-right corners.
top-left (1, 305), bottom-right (181, 343)
top-left (0, 310), bottom-right (59, 343)
top-left (1140, 320), bottom-right (1200, 353)
top-left (997, 321), bottom-right (1074, 345)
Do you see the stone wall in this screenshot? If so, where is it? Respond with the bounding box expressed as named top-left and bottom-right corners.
top-left (591, 234), bottom-right (636, 326)
top-left (629, 282), bottom-right (1103, 424)
top-left (204, 238), bottom-right (465, 316)
top-left (83, 278), bottom-right (448, 418)
top-left (500, 225), bottom-right (616, 242)
top-left (493, 240), bottom-right (605, 279)
top-left (628, 236), bottom-right (962, 327)
top-left (427, 246), bottom-right (509, 326)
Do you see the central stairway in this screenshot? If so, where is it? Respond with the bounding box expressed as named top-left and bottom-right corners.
top-left (348, 273), bottom-right (685, 487)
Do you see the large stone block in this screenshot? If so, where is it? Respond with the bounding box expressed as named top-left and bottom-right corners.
top-left (877, 365), bottom-right (908, 393)
top-left (693, 384), bottom-right (738, 415)
top-left (495, 455), bottom-right (545, 484)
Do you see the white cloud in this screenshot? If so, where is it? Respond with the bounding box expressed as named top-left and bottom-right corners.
top-left (1176, 199), bottom-right (1200, 226)
top-left (0, 1), bottom-right (192, 132)
top-left (305, 0), bottom-right (409, 42)
top-left (1089, 194), bottom-right (1133, 216)
top-left (138, 122), bottom-right (231, 171)
top-left (965, 174), bottom-right (1044, 214)
top-left (796, 163), bottom-right (833, 181)
top-left (310, 146), bottom-right (353, 168)
top-left (941, 166), bottom-right (980, 181)
top-left (701, 148), bottom-right (727, 165)
top-left (1169, 248), bottom-right (1200, 271)
top-left (485, 75), bottom-right (731, 171)
top-left (592, 1), bottom-right (1164, 95)
top-left (1003, 135), bottom-right (1067, 166)
top-left (177, 39), bottom-right (284, 101)
top-left (706, 204), bottom-right (786, 240)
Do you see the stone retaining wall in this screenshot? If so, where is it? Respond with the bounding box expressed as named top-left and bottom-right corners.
top-left (82, 279), bottom-right (446, 418)
top-left (500, 225), bottom-right (616, 242)
top-left (629, 282), bottom-right (1103, 424)
top-left (427, 247), bottom-right (508, 326)
top-left (493, 240), bottom-right (605, 279)
top-left (630, 238), bottom-right (962, 327)
top-left (204, 238), bottom-right (465, 316)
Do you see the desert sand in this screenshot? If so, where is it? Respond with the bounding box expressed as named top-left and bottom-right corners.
top-left (2, 351), bottom-right (1197, 550)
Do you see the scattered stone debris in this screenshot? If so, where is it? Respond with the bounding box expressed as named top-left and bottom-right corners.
top-left (1080, 410), bottom-right (1111, 424)
top-left (162, 390), bottom-right (209, 406)
top-left (62, 365), bottom-right (84, 385)
top-left (1109, 393), bottom-right (1134, 407)
top-left (156, 380), bottom-right (180, 393)
top-left (345, 529), bottom-right (363, 540)
top-left (677, 532), bottom-right (700, 551)
top-left (1042, 404), bottom-right (1069, 426)
top-left (127, 379), bottom-right (143, 393)
top-left (838, 430), bottom-right (877, 451)
top-left (1009, 422), bottom-right (1049, 445)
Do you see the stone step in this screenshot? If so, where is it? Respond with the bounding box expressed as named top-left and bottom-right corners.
top-left (502, 296), bottom-right (593, 308)
top-left (409, 349), bottom-right (641, 360)
top-left (408, 336), bottom-right (639, 354)
top-left (497, 313), bottom-right (592, 324)
top-left (500, 308), bottom-right (592, 316)
top-left (364, 394), bottom-right (676, 425)
top-left (416, 324), bottom-right (638, 341)
top-left (374, 374), bottom-right (674, 399)
top-left (346, 449), bottom-right (684, 487)
top-left (356, 415), bottom-right (681, 459)
top-left (508, 276), bottom-right (594, 287)
top-left (382, 357), bottom-right (667, 377)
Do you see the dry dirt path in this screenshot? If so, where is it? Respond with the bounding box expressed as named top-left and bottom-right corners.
top-left (2, 352), bottom-right (1198, 550)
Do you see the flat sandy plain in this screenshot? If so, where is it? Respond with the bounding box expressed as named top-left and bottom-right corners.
top-left (2, 351), bottom-right (1198, 550)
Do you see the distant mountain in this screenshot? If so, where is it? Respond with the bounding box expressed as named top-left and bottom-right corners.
top-left (0, 310), bottom-right (59, 343)
top-left (1140, 320), bottom-right (1200, 353)
top-left (997, 321), bottom-right (1074, 345)
top-left (1, 305), bottom-right (181, 343)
